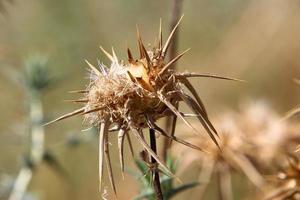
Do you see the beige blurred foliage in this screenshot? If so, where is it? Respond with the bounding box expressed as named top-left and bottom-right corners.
top-left (172, 101), bottom-right (300, 199)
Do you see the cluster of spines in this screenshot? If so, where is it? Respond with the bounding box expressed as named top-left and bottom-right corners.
top-left (45, 16), bottom-right (243, 195)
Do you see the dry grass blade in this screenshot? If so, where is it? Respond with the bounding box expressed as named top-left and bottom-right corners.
top-left (43, 107), bottom-right (85, 126)
top-left (131, 128), bottom-right (174, 177)
top-left (104, 130), bottom-right (117, 195)
top-left (162, 14), bottom-right (184, 57)
top-left (117, 128), bottom-right (126, 178)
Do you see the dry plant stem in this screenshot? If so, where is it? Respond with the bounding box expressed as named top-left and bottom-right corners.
top-left (168, 0), bottom-right (183, 61)
top-left (163, 0), bottom-right (184, 161)
top-left (149, 128), bottom-right (163, 200)
top-left (9, 167), bottom-right (33, 200)
top-left (197, 157), bottom-right (215, 198)
top-left (217, 164), bottom-right (233, 200)
top-left (9, 92), bottom-right (45, 200)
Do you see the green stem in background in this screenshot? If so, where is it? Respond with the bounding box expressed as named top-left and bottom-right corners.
top-left (149, 128), bottom-right (163, 200)
top-left (29, 91), bottom-right (45, 163)
top-left (163, 0), bottom-right (184, 161)
top-left (9, 90), bottom-right (45, 200)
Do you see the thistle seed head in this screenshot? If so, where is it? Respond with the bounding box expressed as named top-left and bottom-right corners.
top-left (46, 16), bottom-right (238, 194)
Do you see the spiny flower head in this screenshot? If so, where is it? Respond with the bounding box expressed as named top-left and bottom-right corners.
top-left (265, 155), bottom-right (300, 200)
top-left (172, 102), bottom-right (300, 199)
top-left (46, 16), bottom-right (238, 194)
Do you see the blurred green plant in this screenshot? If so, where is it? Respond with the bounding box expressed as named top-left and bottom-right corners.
top-left (9, 55), bottom-right (64, 200)
top-left (131, 155), bottom-right (198, 200)
top-left (24, 56), bottom-right (51, 92)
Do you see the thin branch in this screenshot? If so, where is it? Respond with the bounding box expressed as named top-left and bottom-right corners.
top-left (167, 0), bottom-right (184, 63)
top-left (149, 128), bottom-right (163, 200)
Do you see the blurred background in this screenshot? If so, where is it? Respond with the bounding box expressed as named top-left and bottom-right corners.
top-left (0, 0), bottom-right (300, 199)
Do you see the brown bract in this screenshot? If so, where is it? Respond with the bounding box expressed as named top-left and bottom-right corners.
top-left (265, 156), bottom-right (300, 200)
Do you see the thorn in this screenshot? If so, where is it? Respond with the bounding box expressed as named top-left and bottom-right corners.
top-left (126, 134), bottom-right (135, 158)
top-left (131, 128), bottom-right (174, 178)
top-left (85, 60), bottom-right (101, 76)
top-left (64, 99), bottom-right (88, 103)
top-left (179, 72), bottom-right (246, 82)
top-left (104, 130), bottom-right (117, 195)
top-left (98, 121), bottom-right (108, 192)
top-left (82, 106), bottom-right (104, 114)
top-left (43, 108), bottom-right (85, 126)
top-left (100, 46), bottom-right (114, 62)
top-left (159, 48), bottom-right (190, 76)
top-left (162, 14), bottom-right (184, 58)
top-left (111, 47), bottom-right (118, 63)
top-left (127, 48), bottom-right (134, 63)
top-left (158, 18), bottom-right (162, 51)
top-left (136, 25), bottom-right (150, 64)
top-left (126, 70), bottom-right (136, 82)
top-left (117, 129), bottom-right (126, 179)
top-left (68, 90), bottom-right (88, 94)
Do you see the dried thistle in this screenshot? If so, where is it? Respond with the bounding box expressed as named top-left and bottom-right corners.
top-left (46, 16), bottom-right (237, 194)
top-left (172, 115), bottom-right (265, 199)
top-left (235, 102), bottom-right (300, 169)
top-left (173, 101), bottom-right (300, 199)
top-left (264, 155), bottom-right (300, 200)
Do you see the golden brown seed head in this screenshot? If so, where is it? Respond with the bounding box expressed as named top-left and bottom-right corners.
top-left (46, 16), bottom-right (234, 194)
